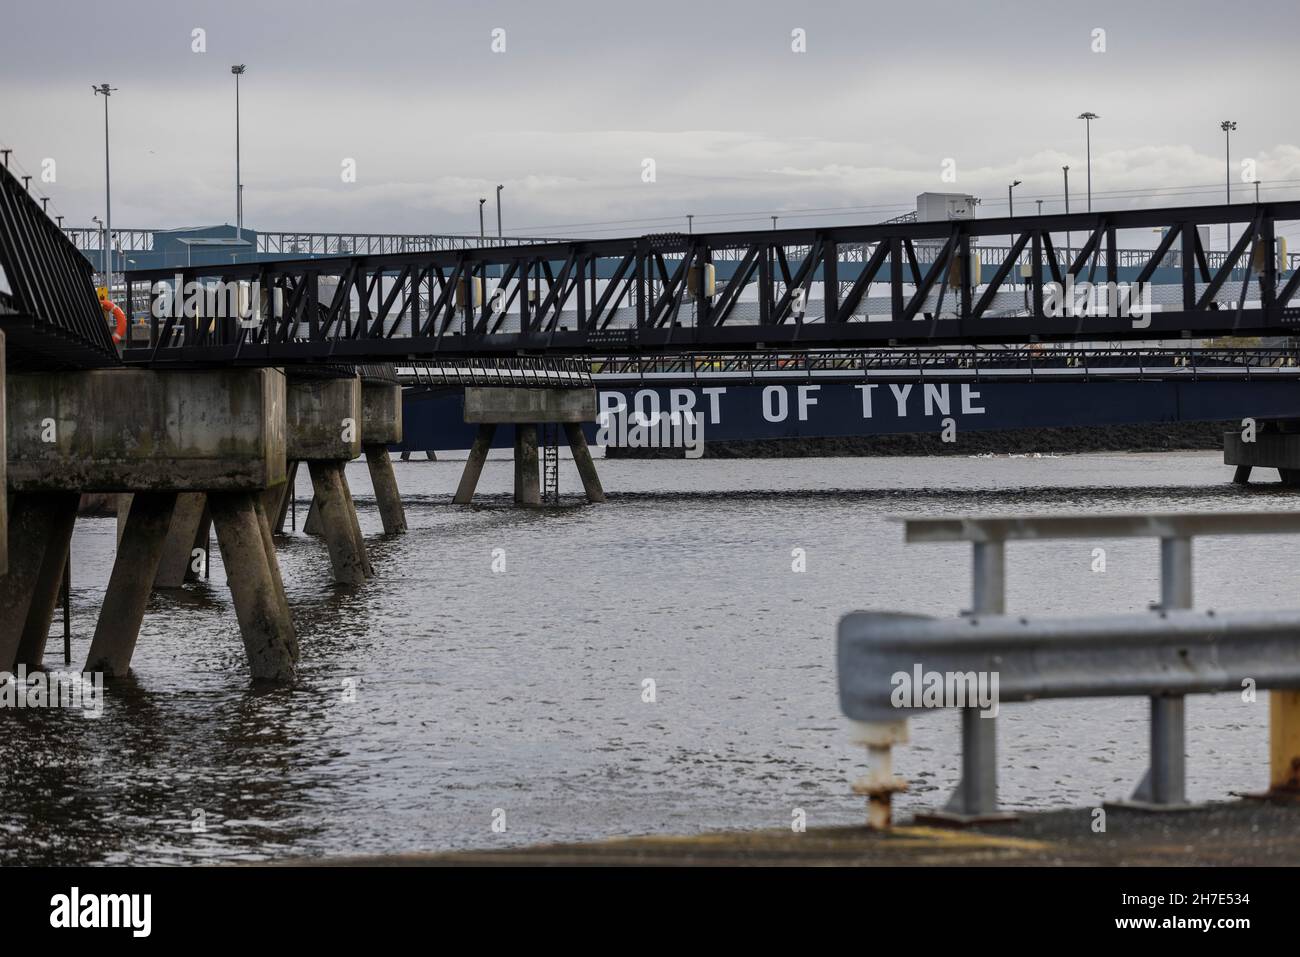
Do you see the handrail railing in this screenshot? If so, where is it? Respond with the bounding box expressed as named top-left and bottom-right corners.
top-left (0, 164), bottom-right (120, 369)
top-left (400, 356), bottom-right (592, 389)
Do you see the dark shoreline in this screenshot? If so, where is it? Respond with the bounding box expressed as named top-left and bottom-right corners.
top-left (605, 421), bottom-right (1234, 458)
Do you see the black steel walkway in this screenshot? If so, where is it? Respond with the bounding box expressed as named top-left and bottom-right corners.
top-left (0, 165), bottom-right (118, 370)
top-left (115, 200), bottom-right (1300, 366)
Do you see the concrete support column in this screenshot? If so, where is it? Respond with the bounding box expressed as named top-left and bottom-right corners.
top-left (85, 492), bottom-right (180, 677)
top-left (453, 424), bottom-right (497, 505)
top-left (306, 461), bottom-right (371, 585)
top-left (563, 423), bottom-right (606, 504)
top-left (303, 492), bottom-right (323, 535)
top-left (209, 491), bottom-right (299, 682)
top-left (253, 495), bottom-right (291, 610)
top-left (154, 492), bottom-right (211, 588)
top-left (14, 494), bottom-right (79, 669)
top-left (263, 460), bottom-right (298, 535)
top-left (0, 492), bottom-right (79, 670)
top-left (115, 493), bottom-right (132, 544)
top-left (364, 444), bottom-right (407, 534)
top-left (514, 424), bottom-right (540, 505)
top-left (339, 465), bottom-right (373, 577)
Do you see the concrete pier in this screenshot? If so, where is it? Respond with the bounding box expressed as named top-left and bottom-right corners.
top-left (453, 425), bottom-right (497, 505)
top-left (85, 492), bottom-right (179, 676)
top-left (3, 368), bottom-right (294, 681)
top-left (286, 374), bottom-right (372, 583)
top-left (361, 381), bottom-right (406, 535)
top-left (514, 424), bottom-right (540, 505)
top-left (564, 422), bottom-right (606, 504)
top-left (154, 492), bottom-right (211, 588)
top-left (366, 447), bottom-right (407, 534)
top-left (337, 461), bottom-right (373, 578)
top-left (455, 387), bottom-right (602, 505)
top-left (307, 461), bottom-right (369, 584)
top-left (1225, 425), bottom-right (1300, 485)
top-left (12, 493), bottom-right (78, 669)
top-left (210, 491), bottom-right (299, 681)
top-left (0, 492), bottom-right (78, 670)
top-left (302, 493), bottom-right (323, 535)
top-left (263, 460), bottom-right (298, 535)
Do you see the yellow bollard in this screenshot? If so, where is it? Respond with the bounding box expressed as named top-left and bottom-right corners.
top-left (1269, 690), bottom-right (1300, 794)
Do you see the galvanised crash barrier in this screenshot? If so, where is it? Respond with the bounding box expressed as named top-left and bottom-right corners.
top-left (837, 512), bottom-right (1300, 828)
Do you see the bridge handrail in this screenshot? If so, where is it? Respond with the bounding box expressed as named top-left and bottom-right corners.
top-left (0, 163), bottom-right (120, 369)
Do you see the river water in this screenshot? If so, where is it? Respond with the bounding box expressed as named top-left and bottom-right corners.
top-left (3, 450), bottom-right (1298, 864)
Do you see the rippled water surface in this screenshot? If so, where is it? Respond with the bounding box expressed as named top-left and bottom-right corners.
top-left (4, 449), bottom-right (1298, 864)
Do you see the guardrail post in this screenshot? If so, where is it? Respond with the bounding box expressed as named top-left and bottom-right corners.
top-left (1131, 536), bottom-right (1191, 807)
top-left (941, 539), bottom-right (1005, 819)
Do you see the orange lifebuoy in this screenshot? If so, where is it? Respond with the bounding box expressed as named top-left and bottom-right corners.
top-left (101, 298), bottom-right (127, 344)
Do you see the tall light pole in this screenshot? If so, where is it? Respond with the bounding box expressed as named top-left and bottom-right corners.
top-left (1007, 179), bottom-right (1022, 248)
top-left (687, 214), bottom-right (694, 234)
top-left (232, 65), bottom-right (246, 241)
top-left (1062, 165), bottom-right (1071, 258)
top-left (1077, 112), bottom-right (1098, 211)
top-left (495, 184), bottom-right (503, 239)
top-left (771, 215), bottom-right (778, 230)
top-left (1220, 120), bottom-right (1237, 204)
top-left (479, 198), bottom-right (486, 239)
top-left (92, 215), bottom-right (104, 278)
top-left (92, 83), bottom-right (117, 282)
top-left (1221, 120), bottom-right (1237, 252)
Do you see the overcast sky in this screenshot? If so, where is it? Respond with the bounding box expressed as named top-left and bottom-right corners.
top-left (3, 0), bottom-right (1298, 237)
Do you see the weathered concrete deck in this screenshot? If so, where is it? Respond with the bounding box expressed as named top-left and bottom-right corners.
top-left (299, 800), bottom-right (1300, 866)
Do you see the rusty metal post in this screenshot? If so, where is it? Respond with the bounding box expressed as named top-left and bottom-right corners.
top-left (852, 719), bottom-right (909, 830)
top-left (1270, 690), bottom-right (1300, 795)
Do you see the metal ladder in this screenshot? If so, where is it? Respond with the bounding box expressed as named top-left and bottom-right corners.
top-left (541, 424), bottom-right (560, 503)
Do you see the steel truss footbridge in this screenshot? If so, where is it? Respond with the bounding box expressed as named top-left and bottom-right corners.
top-left (111, 200), bottom-right (1300, 367)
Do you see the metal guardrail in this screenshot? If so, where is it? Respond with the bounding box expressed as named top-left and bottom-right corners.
top-left (400, 356), bottom-right (592, 389)
top-left (582, 346), bottom-right (1300, 384)
top-left (837, 511), bottom-right (1300, 828)
top-left (65, 226), bottom-right (574, 260)
top-left (64, 223), bottom-right (1300, 274)
top-left (392, 347), bottom-right (1300, 388)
